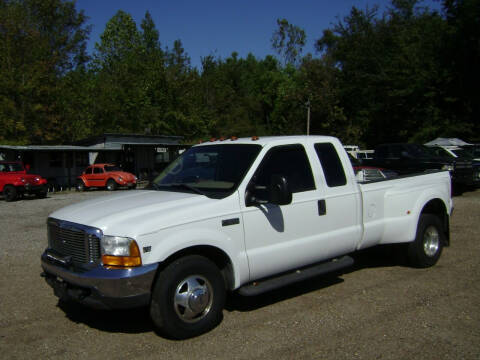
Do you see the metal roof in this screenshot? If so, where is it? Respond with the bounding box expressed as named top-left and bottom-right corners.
top-left (0, 145), bottom-right (98, 151)
top-left (0, 133), bottom-right (184, 152)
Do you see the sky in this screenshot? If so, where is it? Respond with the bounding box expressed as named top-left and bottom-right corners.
top-left (75, 0), bottom-right (443, 70)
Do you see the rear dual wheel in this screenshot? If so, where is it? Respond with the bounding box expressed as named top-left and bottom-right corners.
top-left (408, 214), bottom-right (444, 268)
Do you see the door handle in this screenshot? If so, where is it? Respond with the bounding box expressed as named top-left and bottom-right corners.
top-left (318, 199), bottom-right (326, 216)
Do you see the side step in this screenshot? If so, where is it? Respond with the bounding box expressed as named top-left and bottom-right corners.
top-left (238, 255), bottom-right (354, 297)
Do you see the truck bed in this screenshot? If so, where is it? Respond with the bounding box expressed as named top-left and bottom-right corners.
top-left (357, 170), bottom-right (452, 250)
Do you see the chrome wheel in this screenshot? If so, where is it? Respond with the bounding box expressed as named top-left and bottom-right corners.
top-left (150, 255), bottom-right (226, 339)
top-left (174, 275), bottom-right (213, 323)
top-left (423, 225), bottom-right (440, 257)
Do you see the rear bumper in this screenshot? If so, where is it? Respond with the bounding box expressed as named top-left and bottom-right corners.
top-left (451, 170), bottom-right (475, 186)
top-left (41, 251), bottom-right (158, 309)
top-left (120, 180), bottom-right (137, 187)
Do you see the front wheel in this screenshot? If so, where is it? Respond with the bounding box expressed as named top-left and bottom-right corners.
top-left (408, 214), bottom-right (445, 268)
top-left (150, 255), bottom-right (226, 339)
top-left (76, 180), bottom-right (85, 192)
top-left (3, 185), bottom-right (17, 202)
top-left (36, 188), bottom-right (47, 199)
top-left (106, 179), bottom-right (117, 191)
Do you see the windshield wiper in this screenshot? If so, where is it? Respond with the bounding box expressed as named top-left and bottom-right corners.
top-left (171, 183), bottom-right (207, 196)
top-left (154, 183), bottom-right (207, 196)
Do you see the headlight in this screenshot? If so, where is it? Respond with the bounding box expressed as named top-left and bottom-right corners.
top-left (101, 236), bottom-right (141, 267)
top-left (441, 164), bottom-right (454, 172)
top-left (118, 176), bottom-right (124, 182)
top-left (20, 177), bottom-right (26, 183)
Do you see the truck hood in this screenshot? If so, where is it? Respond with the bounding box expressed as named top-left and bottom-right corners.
top-left (49, 190), bottom-right (230, 238)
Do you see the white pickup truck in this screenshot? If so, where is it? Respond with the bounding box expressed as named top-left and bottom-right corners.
top-left (41, 136), bottom-right (452, 339)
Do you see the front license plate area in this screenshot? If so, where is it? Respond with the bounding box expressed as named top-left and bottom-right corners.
top-left (51, 277), bottom-right (69, 300)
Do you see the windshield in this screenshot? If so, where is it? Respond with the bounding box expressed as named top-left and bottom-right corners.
top-left (0, 163), bottom-right (24, 172)
top-left (452, 148), bottom-right (473, 158)
top-left (407, 144), bottom-right (441, 158)
top-left (470, 145), bottom-right (480, 158)
top-left (428, 147), bottom-right (452, 158)
top-left (104, 166), bottom-right (122, 172)
top-left (152, 144), bottom-right (262, 198)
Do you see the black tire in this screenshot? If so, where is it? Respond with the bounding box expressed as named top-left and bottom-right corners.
top-left (150, 255), bottom-right (226, 339)
top-left (106, 179), bottom-right (117, 191)
top-left (76, 180), bottom-right (85, 192)
top-left (36, 187), bottom-right (47, 198)
top-left (3, 185), bottom-right (17, 202)
top-left (408, 214), bottom-right (444, 268)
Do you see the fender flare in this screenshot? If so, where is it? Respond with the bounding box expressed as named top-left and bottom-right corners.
top-left (141, 227), bottom-right (249, 290)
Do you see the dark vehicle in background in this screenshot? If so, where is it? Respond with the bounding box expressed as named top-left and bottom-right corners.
top-left (462, 144), bottom-right (480, 161)
top-left (0, 161), bottom-right (48, 201)
top-left (428, 146), bottom-right (480, 187)
top-left (363, 143), bottom-right (474, 189)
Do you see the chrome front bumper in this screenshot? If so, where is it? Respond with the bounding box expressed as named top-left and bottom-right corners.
top-left (41, 250), bottom-right (158, 309)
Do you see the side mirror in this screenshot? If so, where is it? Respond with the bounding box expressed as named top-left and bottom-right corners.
top-left (268, 175), bottom-right (292, 205)
top-left (245, 174), bottom-right (292, 206)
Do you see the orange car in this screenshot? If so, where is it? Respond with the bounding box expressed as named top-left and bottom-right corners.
top-left (76, 164), bottom-right (137, 191)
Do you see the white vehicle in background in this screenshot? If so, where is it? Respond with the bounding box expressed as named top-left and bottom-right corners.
top-left (343, 145), bottom-right (374, 160)
top-left (343, 145), bottom-right (359, 157)
top-left (356, 150), bottom-right (374, 159)
top-left (41, 136), bottom-right (453, 339)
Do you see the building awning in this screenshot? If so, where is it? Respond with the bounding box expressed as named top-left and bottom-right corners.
top-left (424, 137), bottom-right (471, 146)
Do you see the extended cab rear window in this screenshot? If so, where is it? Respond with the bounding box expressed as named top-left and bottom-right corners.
top-left (314, 143), bottom-right (347, 187)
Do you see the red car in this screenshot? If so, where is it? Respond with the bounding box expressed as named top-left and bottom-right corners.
top-left (76, 164), bottom-right (137, 191)
top-left (0, 161), bottom-right (48, 201)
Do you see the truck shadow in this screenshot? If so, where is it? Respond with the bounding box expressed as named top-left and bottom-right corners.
top-left (225, 276), bottom-right (344, 312)
top-left (57, 245), bottom-right (407, 334)
top-left (225, 244), bottom-right (408, 312)
top-left (58, 301), bottom-right (154, 334)
top-left (349, 244), bottom-right (409, 270)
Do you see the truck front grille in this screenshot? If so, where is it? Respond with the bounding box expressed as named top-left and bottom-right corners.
top-left (47, 219), bottom-right (102, 264)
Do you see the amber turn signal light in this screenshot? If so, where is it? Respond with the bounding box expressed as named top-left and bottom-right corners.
top-left (102, 241), bottom-right (142, 267)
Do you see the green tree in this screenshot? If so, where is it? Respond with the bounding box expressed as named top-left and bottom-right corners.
top-left (138, 11), bottom-right (169, 135)
top-left (315, 1), bottom-right (452, 146)
top-left (271, 18), bottom-right (306, 67)
top-left (441, 0), bottom-right (480, 140)
top-left (298, 57), bottom-right (351, 142)
top-left (91, 10), bottom-right (146, 134)
top-left (0, 0), bottom-right (90, 144)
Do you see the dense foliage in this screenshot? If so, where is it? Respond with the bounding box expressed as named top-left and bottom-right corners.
top-left (1, 0), bottom-right (478, 146)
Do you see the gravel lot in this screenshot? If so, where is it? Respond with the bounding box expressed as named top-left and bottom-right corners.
top-left (0, 189), bottom-right (479, 359)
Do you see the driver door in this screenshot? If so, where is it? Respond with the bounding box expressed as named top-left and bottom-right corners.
top-left (241, 144), bottom-right (322, 280)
